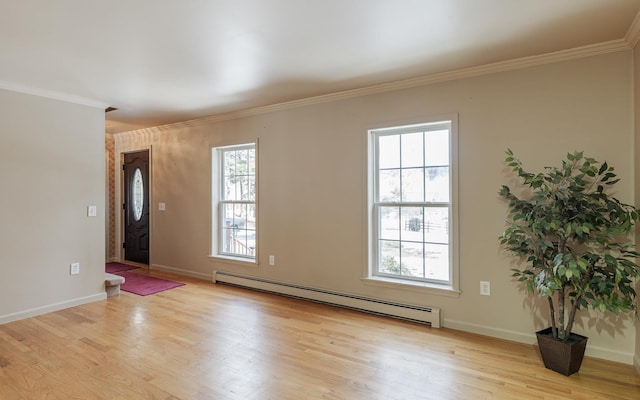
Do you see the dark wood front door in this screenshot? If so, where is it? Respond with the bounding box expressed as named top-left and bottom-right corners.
top-left (123, 150), bottom-right (150, 264)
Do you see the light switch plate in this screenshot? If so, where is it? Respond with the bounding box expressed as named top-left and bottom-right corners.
top-left (87, 205), bottom-right (97, 217)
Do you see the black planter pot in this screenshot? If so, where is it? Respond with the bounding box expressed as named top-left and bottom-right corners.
top-left (536, 327), bottom-right (588, 376)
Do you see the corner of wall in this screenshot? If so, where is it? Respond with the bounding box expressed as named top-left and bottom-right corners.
top-left (633, 37), bottom-right (640, 374)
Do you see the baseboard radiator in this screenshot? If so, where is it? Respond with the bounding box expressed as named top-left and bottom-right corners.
top-left (213, 271), bottom-right (440, 328)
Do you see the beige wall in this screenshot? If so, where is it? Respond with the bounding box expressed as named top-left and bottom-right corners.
top-left (0, 89), bottom-right (106, 322)
top-left (114, 51), bottom-right (636, 363)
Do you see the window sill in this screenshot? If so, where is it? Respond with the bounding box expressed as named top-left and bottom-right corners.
top-left (209, 255), bottom-right (257, 268)
top-left (361, 276), bottom-right (461, 298)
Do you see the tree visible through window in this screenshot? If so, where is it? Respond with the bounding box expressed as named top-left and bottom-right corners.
top-left (213, 143), bottom-right (256, 259)
top-left (371, 121), bottom-right (453, 284)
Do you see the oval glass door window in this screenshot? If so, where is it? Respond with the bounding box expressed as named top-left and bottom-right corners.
top-left (132, 168), bottom-right (144, 221)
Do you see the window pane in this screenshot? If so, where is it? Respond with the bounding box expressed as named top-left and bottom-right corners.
top-left (247, 176), bottom-right (256, 201)
top-left (132, 168), bottom-right (144, 221)
top-left (248, 148), bottom-right (256, 175)
top-left (378, 169), bottom-right (400, 202)
top-left (238, 149), bottom-right (249, 165)
top-left (223, 151), bottom-right (236, 198)
top-left (234, 224), bottom-right (255, 257)
top-left (379, 240), bottom-right (401, 275)
top-left (401, 241), bottom-right (423, 278)
top-left (425, 166), bottom-right (449, 202)
top-left (379, 206), bottom-right (400, 240)
top-left (246, 204), bottom-right (256, 231)
top-left (221, 203), bottom-right (237, 254)
top-left (401, 132), bottom-right (423, 168)
top-left (401, 168), bottom-right (424, 202)
top-left (424, 207), bottom-right (449, 244)
top-left (378, 135), bottom-right (400, 169)
top-left (425, 243), bottom-right (449, 281)
top-left (425, 129), bottom-right (449, 166)
top-left (224, 150), bottom-right (235, 174)
top-left (401, 206), bottom-right (423, 236)
top-left (240, 175), bottom-right (250, 201)
top-left (223, 152), bottom-right (236, 200)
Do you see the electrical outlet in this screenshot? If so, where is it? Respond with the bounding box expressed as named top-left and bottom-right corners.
top-left (269, 255), bottom-right (275, 266)
top-left (70, 263), bottom-right (80, 275)
top-left (480, 281), bottom-right (491, 296)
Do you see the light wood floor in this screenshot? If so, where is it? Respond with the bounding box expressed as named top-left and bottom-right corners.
top-left (1, 269), bottom-right (639, 400)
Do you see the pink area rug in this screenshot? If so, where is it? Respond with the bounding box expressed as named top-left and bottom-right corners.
top-left (106, 262), bottom-right (138, 273)
top-left (116, 271), bottom-right (185, 296)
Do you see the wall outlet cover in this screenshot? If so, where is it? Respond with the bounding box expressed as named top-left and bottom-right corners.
top-left (70, 263), bottom-right (80, 275)
top-left (480, 281), bottom-right (491, 296)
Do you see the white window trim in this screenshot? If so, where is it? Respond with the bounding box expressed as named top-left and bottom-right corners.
top-left (365, 115), bottom-right (459, 297)
top-left (210, 140), bottom-right (258, 265)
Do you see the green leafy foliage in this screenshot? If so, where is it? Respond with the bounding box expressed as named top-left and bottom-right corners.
top-left (499, 150), bottom-right (640, 341)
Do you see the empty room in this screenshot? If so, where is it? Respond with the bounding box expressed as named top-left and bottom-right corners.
top-left (1, 1), bottom-right (640, 399)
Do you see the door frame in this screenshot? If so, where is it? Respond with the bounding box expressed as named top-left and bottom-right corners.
top-left (115, 146), bottom-right (152, 265)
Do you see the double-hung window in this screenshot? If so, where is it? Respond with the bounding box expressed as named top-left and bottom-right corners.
top-left (212, 142), bottom-right (257, 261)
top-left (370, 120), bottom-right (455, 286)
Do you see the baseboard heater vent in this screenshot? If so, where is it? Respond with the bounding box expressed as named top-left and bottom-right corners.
top-left (213, 271), bottom-right (440, 328)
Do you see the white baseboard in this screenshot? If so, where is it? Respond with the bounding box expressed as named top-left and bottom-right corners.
top-left (443, 318), bottom-right (635, 365)
top-left (0, 292), bottom-right (106, 325)
top-left (584, 344), bottom-right (635, 365)
top-left (151, 263), bottom-right (211, 281)
top-left (634, 353), bottom-right (640, 374)
top-left (444, 318), bottom-right (535, 344)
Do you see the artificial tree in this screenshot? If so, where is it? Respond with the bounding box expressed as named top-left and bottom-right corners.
top-left (499, 149), bottom-right (640, 343)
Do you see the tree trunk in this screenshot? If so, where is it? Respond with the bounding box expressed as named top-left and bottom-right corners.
top-left (548, 297), bottom-right (557, 338)
top-left (565, 296), bottom-right (580, 341)
top-left (557, 288), bottom-right (566, 340)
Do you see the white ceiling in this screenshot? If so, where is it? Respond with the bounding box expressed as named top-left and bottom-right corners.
top-left (1, 1), bottom-right (639, 134)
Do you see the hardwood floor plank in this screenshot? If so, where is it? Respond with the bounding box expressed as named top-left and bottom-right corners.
top-left (0, 270), bottom-right (638, 399)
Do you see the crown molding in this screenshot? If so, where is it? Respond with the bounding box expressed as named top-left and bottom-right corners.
top-left (115, 39), bottom-right (632, 136)
top-left (625, 11), bottom-right (640, 48)
top-left (0, 81), bottom-right (108, 110)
